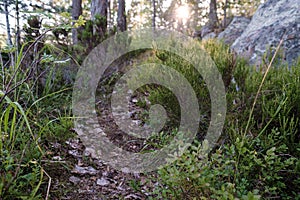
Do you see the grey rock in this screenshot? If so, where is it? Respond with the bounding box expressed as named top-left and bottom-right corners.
top-left (72, 165), bottom-right (99, 175)
top-left (192, 30), bottom-right (201, 38)
top-left (124, 194), bottom-right (141, 199)
top-left (96, 177), bottom-right (110, 186)
top-left (218, 16), bottom-right (251, 45)
top-left (69, 176), bottom-right (81, 184)
top-left (231, 0), bottom-right (300, 66)
top-left (194, 24), bottom-right (215, 40)
top-left (52, 156), bottom-right (63, 161)
top-left (202, 32), bottom-right (217, 40)
top-left (200, 25), bottom-right (214, 38)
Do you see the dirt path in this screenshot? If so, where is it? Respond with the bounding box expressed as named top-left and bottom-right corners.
top-left (43, 70), bottom-right (159, 199)
top-left (43, 136), bottom-right (157, 200)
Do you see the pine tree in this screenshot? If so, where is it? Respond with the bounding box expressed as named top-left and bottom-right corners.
top-left (72, 0), bottom-right (82, 44)
top-left (91, 0), bottom-right (108, 37)
top-left (117, 0), bottom-right (126, 32)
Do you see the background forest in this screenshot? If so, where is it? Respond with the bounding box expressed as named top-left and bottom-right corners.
top-left (0, 0), bottom-right (299, 199)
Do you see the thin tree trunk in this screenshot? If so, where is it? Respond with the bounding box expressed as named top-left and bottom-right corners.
top-left (4, 0), bottom-right (14, 68)
top-left (208, 0), bottom-right (218, 29)
top-left (108, 0), bottom-right (117, 32)
top-left (4, 0), bottom-right (12, 46)
top-left (152, 0), bottom-right (156, 31)
top-left (16, 0), bottom-right (20, 51)
top-left (72, 0), bottom-right (82, 45)
top-left (192, 0), bottom-right (200, 29)
top-left (108, 0), bottom-right (112, 31)
top-left (117, 0), bottom-right (126, 32)
top-left (223, 0), bottom-right (228, 28)
top-left (0, 52), bottom-right (4, 90)
top-left (91, 0), bottom-right (108, 36)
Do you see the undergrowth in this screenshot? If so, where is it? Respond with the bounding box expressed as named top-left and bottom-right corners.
top-left (1, 32), bottom-right (299, 199)
top-left (0, 39), bottom-right (75, 199)
top-left (138, 39), bottom-right (300, 199)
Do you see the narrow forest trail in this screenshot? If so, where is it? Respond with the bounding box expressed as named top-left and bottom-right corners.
top-left (44, 91), bottom-right (157, 199)
top-left (44, 136), bottom-right (156, 199)
top-left (43, 53), bottom-right (160, 200)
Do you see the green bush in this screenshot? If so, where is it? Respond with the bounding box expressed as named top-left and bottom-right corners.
top-left (0, 39), bottom-right (74, 199)
top-left (145, 39), bottom-right (300, 199)
top-left (151, 141), bottom-right (261, 200)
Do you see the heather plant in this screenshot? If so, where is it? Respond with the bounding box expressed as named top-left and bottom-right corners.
top-left (143, 39), bottom-right (300, 199)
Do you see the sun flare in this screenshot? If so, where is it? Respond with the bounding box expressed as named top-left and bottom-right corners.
top-left (176, 4), bottom-right (190, 20)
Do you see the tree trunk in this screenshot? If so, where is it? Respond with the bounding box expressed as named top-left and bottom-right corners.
top-left (117, 0), bottom-right (126, 32)
top-left (16, 0), bottom-right (20, 51)
top-left (72, 0), bottom-right (82, 45)
top-left (91, 0), bottom-right (108, 36)
top-left (152, 0), bottom-right (156, 31)
top-left (208, 0), bottom-right (218, 29)
top-left (223, 0), bottom-right (228, 28)
top-left (4, 0), bottom-right (12, 46)
top-left (108, 0), bottom-right (112, 31)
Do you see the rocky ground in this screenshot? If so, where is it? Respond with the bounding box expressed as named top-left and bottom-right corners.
top-left (42, 136), bottom-right (157, 200)
top-left (42, 58), bottom-right (162, 199)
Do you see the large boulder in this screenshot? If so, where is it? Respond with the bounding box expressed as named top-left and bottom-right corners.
top-left (231, 0), bottom-right (300, 66)
top-left (192, 25), bottom-right (215, 40)
top-left (218, 16), bottom-right (251, 45)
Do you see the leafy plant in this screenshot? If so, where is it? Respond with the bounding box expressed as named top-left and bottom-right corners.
top-left (0, 18), bottom-right (78, 198)
top-left (145, 39), bottom-right (300, 199)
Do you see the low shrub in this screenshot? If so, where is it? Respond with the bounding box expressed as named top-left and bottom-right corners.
top-left (144, 39), bottom-right (300, 199)
top-left (0, 38), bottom-right (74, 199)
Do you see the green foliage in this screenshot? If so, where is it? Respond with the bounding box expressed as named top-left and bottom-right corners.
top-left (202, 39), bottom-right (241, 89)
top-left (144, 50), bottom-right (209, 132)
top-left (77, 14), bottom-right (112, 51)
top-left (0, 83), bottom-right (43, 198)
top-left (151, 140), bottom-right (261, 199)
top-left (145, 39), bottom-right (300, 199)
top-left (140, 39), bottom-right (237, 137)
top-left (0, 29), bottom-right (75, 199)
top-left (23, 16), bottom-right (42, 42)
top-left (142, 129), bottom-right (180, 151)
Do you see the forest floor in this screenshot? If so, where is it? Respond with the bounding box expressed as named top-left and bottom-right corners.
top-left (42, 58), bottom-right (159, 199)
top-left (43, 136), bottom-right (155, 200)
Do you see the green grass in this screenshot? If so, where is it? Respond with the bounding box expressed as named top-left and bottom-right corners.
top-left (141, 39), bottom-right (300, 199)
top-left (1, 34), bottom-right (299, 199)
top-left (0, 41), bottom-right (76, 199)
